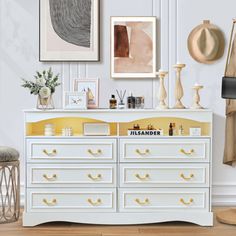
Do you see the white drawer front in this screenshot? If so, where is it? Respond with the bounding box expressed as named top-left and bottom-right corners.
top-left (119, 188), bottom-right (209, 212)
top-left (27, 139), bottom-right (116, 162)
top-left (120, 139), bottom-right (210, 162)
top-left (27, 188), bottom-right (116, 212)
top-left (27, 164), bottom-right (116, 187)
top-left (120, 164), bottom-right (209, 187)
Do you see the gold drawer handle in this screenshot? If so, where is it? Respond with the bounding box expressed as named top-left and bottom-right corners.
top-left (43, 149), bottom-right (57, 157)
top-left (87, 198), bottom-right (102, 206)
top-left (180, 198), bottom-right (194, 206)
top-left (87, 174), bottom-right (102, 181)
top-left (135, 198), bottom-right (150, 206)
top-left (43, 198), bottom-right (57, 206)
top-left (135, 174), bottom-right (150, 181)
top-left (136, 149), bottom-right (150, 156)
top-left (88, 149), bottom-right (102, 156)
top-left (180, 173), bottom-right (194, 181)
top-left (180, 149), bottom-right (194, 155)
top-left (43, 174), bottom-right (57, 181)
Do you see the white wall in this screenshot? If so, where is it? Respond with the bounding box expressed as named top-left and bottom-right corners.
top-left (0, 0), bottom-right (235, 206)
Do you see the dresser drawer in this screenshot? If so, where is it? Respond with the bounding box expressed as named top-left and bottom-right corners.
top-left (27, 188), bottom-right (116, 212)
top-left (27, 164), bottom-right (116, 187)
top-left (120, 139), bottom-right (210, 162)
top-left (120, 164), bottom-right (209, 187)
top-left (119, 188), bottom-right (209, 212)
top-left (26, 139), bottom-right (117, 162)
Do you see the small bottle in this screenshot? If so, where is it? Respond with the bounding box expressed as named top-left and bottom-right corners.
top-left (172, 123), bottom-right (176, 135)
top-left (169, 123), bottom-right (173, 136)
top-left (127, 93), bottom-right (135, 109)
top-left (109, 95), bottom-right (117, 109)
top-left (178, 125), bottom-right (184, 136)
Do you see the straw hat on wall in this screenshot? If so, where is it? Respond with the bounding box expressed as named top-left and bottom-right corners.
top-left (187, 20), bottom-right (225, 64)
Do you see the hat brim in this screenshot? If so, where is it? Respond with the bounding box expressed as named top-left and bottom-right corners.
top-left (188, 24), bottom-right (225, 64)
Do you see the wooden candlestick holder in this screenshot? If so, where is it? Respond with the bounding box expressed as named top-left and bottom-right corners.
top-left (173, 63), bottom-right (186, 109)
top-left (191, 85), bottom-right (204, 109)
top-left (157, 71), bottom-right (168, 109)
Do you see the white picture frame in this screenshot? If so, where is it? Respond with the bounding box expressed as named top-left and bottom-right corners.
top-left (63, 91), bottom-right (88, 110)
top-left (73, 78), bottom-right (99, 109)
top-left (40, 0), bottom-right (100, 61)
top-left (111, 16), bottom-right (156, 78)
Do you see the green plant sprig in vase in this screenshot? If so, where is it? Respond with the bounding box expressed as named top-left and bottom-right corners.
top-left (22, 68), bottom-right (60, 110)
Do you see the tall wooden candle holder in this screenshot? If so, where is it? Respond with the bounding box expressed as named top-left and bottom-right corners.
top-left (191, 84), bottom-right (204, 109)
top-left (173, 63), bottom-right (186, 109)
top-left (157, 70), bottom-right (168, 109)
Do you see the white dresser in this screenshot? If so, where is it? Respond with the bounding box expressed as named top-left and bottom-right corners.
top-left (23, 109), bottom-right (213, 226)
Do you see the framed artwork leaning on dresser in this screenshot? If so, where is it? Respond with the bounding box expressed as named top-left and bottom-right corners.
top-left (73, 78), bottom-right (100, 109)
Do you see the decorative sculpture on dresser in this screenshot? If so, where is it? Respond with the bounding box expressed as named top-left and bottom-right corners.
top-left (173, 63), bottom-right (186, 109)
top-left (157, 70), bottom-right (169, 109)
top-left (191, 83), bottom-right (204, 109)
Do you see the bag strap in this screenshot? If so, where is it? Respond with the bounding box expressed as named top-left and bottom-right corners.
top-left (224, 19), bottom-right (236, 76)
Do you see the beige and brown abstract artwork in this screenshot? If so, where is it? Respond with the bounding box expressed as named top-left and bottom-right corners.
top-left (111, 17), bottom-right (156, 78)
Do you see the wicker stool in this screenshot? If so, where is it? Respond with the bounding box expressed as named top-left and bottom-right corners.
top-left (0, 147), bottom-right (20, 224)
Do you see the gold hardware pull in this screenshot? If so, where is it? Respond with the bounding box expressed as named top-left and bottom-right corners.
top-left (43, 174), bottom-right (57, 181)
top-left (87, 174), bottom-right (102, 181)
top-left (43, 149), bottom-right (57, 157)
top-left (136, 149), bottom-right (150, 156)
top-left (88, 149), bottom-right (102, 156)
top-left (180, 173), bottom-right (194, 181)
top-left (43, 198), bottom-right (57, 206)
top-left (135, 198), bottom-right (150, 206)
top-left (180, 198), bottom-right (194, 206)
top-left (135, 174), bottom-right (150, 181)
top-left (87, 198), bottom-right (102, 206)
top-left (180, 149), bottom-right (194, 155)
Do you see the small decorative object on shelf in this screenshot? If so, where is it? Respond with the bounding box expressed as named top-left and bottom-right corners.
top-left (157, 70), bottom-right (169, 109)
top-left (83, 123), bottom-right (110, 136)
top-left (73, 78), bottom-right (99, 109)
top-left (109, 95), bottom-right (117, 109)
top-left (21, 68), bottom-right (60, 110)
top-left (63, 91), bottom-right (88, 110)
top-left (169, 123), bottom-right (173, 136)
top-left (128, 124), bottom-right (163, 136)
top-left (173, 63), bottom-right (186, 109)
top-left (191, 83), bottom-right (204, 109)
top-left (62, 127), bottom-right (73, 136)
top-left (127, 93), bottom-right (135, 109)
top-left (133, 124), bottom-right (140, 130)
top-left (44, 124), bottom-right (55, 136)
top-left (135, 97), bottom-right (143, 109)
top-left (178, 125), bottom-right (184, 136)
top-left (116, 90), bottom-right (126, 109)
top-left (190, 127), bottom-right (201, 136)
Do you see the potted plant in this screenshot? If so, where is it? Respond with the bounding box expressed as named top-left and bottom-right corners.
top-left (22, 68), bottom-right (60, 110)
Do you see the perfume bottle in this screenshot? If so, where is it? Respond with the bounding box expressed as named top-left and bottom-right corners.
top-left (178, 125), bottom-right (184, 136)
top-left (169, 123), bottom-right (173, 136)
top-left (127, 93), bottom-right (135, 109)
top-left (109, 95), bottom-right (117, 109)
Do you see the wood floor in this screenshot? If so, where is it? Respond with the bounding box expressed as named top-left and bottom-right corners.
top-left (1, 208), bottom-right (236, 236)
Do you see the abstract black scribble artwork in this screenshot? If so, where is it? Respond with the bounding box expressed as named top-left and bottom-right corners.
top-left (49, 0), bottom-right (91, 48)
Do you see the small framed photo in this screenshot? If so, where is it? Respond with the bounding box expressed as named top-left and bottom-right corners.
top-left (73, 78), bottom-right (99, 109)
top-left (63, 91), bottom-right (87, 110)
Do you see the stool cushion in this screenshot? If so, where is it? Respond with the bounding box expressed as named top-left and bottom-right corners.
top-left (0, 146), bottom-right (19, 162)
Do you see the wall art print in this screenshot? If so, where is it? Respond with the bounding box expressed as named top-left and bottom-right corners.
top-left (111, 17), bottom-right (156, 78)
top-left (40, 0), bottom-right (99, 61)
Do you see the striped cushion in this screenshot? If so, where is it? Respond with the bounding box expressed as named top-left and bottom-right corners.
top-left (0, 147), bottom-right (19, 162)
